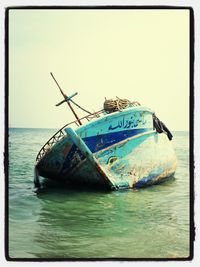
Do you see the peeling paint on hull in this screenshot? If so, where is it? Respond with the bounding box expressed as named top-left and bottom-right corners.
top-left (35, 107), bottom-right (177, 190)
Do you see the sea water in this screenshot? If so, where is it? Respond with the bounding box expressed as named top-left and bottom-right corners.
top-left (8, 128), bottom-right (191, 259)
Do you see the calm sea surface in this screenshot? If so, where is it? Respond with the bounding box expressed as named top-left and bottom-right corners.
top-left (8, 128), bottom-right (190, 259)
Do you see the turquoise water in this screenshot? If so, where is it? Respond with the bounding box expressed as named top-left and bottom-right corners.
top-left (8, 128), bottom-right (191, 259)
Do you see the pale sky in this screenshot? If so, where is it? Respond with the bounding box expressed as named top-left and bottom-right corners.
top-left (8, 8), bottom-right (190, 131)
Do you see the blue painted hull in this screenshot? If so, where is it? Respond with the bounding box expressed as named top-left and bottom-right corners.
top-left (35, 107), bottom-right (177, 190)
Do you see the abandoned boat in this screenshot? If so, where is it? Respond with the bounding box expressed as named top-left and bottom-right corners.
top-left (34, 73), bottom-right (177, 190)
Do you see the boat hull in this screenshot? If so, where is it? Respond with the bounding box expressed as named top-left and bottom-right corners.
top-left (35, 107), bottom-right (177, 189)
top-left (35, 129), bottom-right (177, 190)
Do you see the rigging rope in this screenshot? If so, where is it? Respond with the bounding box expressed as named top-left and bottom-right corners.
top-left (104, 97), bottom-right (140, 113)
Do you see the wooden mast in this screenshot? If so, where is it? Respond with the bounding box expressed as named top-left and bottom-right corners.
top-left (50, 72), bottom-right (82, 126)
